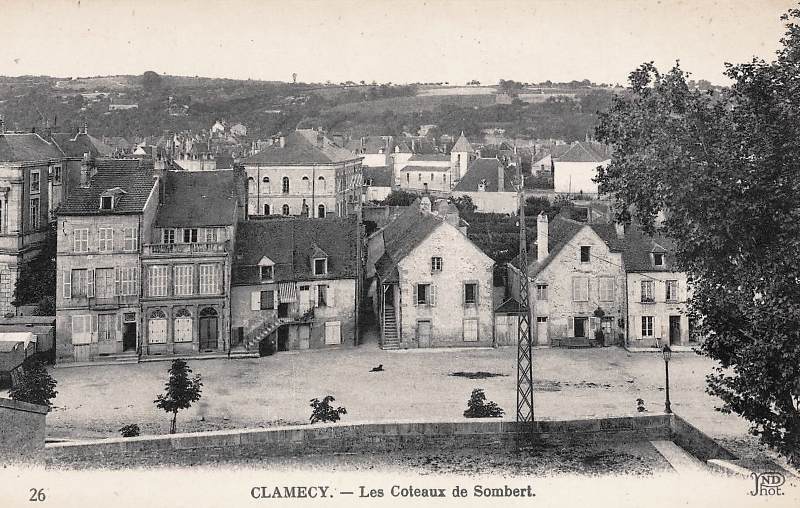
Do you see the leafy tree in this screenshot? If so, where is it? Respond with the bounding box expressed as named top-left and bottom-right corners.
top-left (13, 225), bottom-right (56, 308)
top-left (9, 358), bottom-right (57, 409)
top-left (463, 388), bottom-right (504, 418)
top-left (452, 195), bottom-right (476, 219)
top-left (309, 395), bottom-right (347, 424)
top-left (141, 71), bottom-right (163, 91)
top-left (154, 359), bottom-right (203, 434)
top-left (381, 190), bottom-right (418, 206)
top-left (119, 423), bottom-right (141, 438)
top-left (594, 8), bottom-right (800, 465)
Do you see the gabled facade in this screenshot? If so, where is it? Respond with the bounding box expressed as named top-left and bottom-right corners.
top-left (452, 157), bottom-right (518, 213)
top-left (55, 158), bottom-right (158, 362)
top-left (242, 129), bottom-right (363, 219)
top-left (368, 198), bottom-right (494, 349)
top-left (230, 218), bottom-right (359, 352)
top-left (139, 170), bottom-right (241, 356)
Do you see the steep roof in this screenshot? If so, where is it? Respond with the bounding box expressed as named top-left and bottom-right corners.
top-left (0, 133), bottom-right (63, 162)
top-left (555, 141), bottom-right (611, 163)
top-left (51, 132), bottom-right (115, 158)
top-left (400, 164), bottom-right (450, 173)
top-left (232, 218), bottom-right (357, 285)
top-left (363, 166), bottom-right (392, 187)
top-left (619, 226), bottom-right (678, 272)
top-left (154, 170), bottom-right (238, 228)
top-left (374, 202), bottom-right (445, 282)
top-left (241, 129), bottom-right (361, 165)
top-left (408, 153), bottom-right (449, 162)
top-left (453, 158), bottom-right (515, 192)
top-left (57, 158), bottom-right (156, 215)
top-left (451, 131), bottom-right (474, 153)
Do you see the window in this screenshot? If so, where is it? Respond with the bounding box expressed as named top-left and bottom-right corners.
top-left (641, 280), bottom-right (655, 302)
top-left (317, 204), bottom-right (325, 218)
top-left (260, 290), bottom-right (275, 310)
top-left (599, 277), bottom-right (614, 302)
top-left (30, 197), bottom-right (40, 230)
top-left (100, 195), bottom-right (113, 210)
top-left (572, 277), bottom-right (589, 302)
top-left (182, 228), bottom-right (198, 243)
top-left (70, 269), bottom-right (88, 298)
top-left (205, 228), bottom-right (218, 243)
top-left (302, 176), bottom-right (310, 191)
top-left (117, 267), bottom-right (138, 296)
top-left (463, 318), bottom-right (478, 342)
top-left (282, 176), bottom-right (289, 194)
top-left (95, 268), bottom-right (115, 298)
top-left (406, 173), bottom-right (410, 183)
top-left (318, 176), bottom-right (326, 191)
top-left (260, 265), bottom-right (273, 281)
top-left (282, 204), bottom-right (290, 216)
top-left (71, 315), bottom-right (92, 345)
top-left (653, 252), bottom-right (664, 267)
top-left (174, 265), bottom-right (194, 296)
top-left (415, 283), bottom-right (436, 306)
top-left (642, 316), bottom-right (654, 337)
top-left (580, 246), bottom-right (591, 263)
top-left (666, 280), bottom-right (679, 302)
top-left (148, 310), bottom-right (167, 344)
top-left (98, 227), bottom-right (114, 252)
top-left (149, 265), bottom-right (169, 297)
top-left (74, 228), bottom-right (89, 252)
top-left (97, 314), bottom-right (115, 342)
top-left (30, 170), bottom-right (40, 194)
top-left (317, 285), bottom-right (328, 307)
top-left (199, 264), bottom-right (221, 294)
top-left (574, 317), bottom-right (588, 338)
top-left (162, 229), bottom-right (176, 244)
top-left (264, 204), bottom-right (270, 215)
top-left (313, 258), bottom-right (327, 276)
top-left (601, 316), bottom-right (614, 337)
top-left (53, 166), bottom-right (62, 184)
top-left (174, 309), bottom-right (193, 343)
top-left (431, 256), bottom-right (443, 272)
top-left (123, 227), bottom-right (138, 251)
top-left (536, 284), bottom-right (548, 301)
top-left (324, 321), bottom-right (341, 345)
top-left (418, 173), bottom-right (422, 181)
top-left (430, 173), bottom-right (434, 181)
top-left (262, 176), bottom-right (270, 193)
top-left (464, 282), bottom-right (478, 305)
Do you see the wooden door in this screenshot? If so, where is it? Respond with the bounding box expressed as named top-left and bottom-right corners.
top-left (417, 320), bottom-right (431, 348)
top-left (669, 316), bottom-right (681, 345)
top-left (199, 317), bottom-right (218, 350)
top-left (123, 322), bottom-right (137, 351)
top-left (536, 317), bottom-right (549, 345)
top-left (324, 321), bottom-right (341, 345)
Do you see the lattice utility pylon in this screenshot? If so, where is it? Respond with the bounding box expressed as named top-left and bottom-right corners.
top-left (515, 161), bottom-right (534, 425)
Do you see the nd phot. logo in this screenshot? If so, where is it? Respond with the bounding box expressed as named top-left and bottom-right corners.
top-left (750, 472), bottom-right (785, 496)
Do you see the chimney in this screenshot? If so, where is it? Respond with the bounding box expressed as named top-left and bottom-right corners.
top-left (0, 116), bottom-right (4, 133)
top-left (419, 196), bottom-right (432, 214)
top-left (83, 121), bottom-right (88, 135)
top-left (537, 213), bottom-right (549, 260)
top-left (497, 162), bottom-right (504, 191)
top-left (615, 221), bottom-right (625, 239)
top-left (280, 136), bottom-right (286, 148)
top-left (80, 152), bottom-right (93, 188)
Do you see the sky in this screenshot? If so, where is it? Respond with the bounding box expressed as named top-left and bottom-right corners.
top-left (0, 0), bottom-right (796, 85)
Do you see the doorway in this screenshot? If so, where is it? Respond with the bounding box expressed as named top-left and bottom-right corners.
top-left (277, 327), bottom-right (289, 351)
top-left (198, 307), bottom-right (219, 351)
top-left (278, 302), bottom-right (290, 318)
top-left (669, 316), bottom-right (681, 345)
top-left (123, 322), bottom-right (137, 351)
top-left (536, 316), bottom-right (549, 345)
top-left (574, 317), bottom-right (588, 338)
top-left (416, 320), bottom-right (432, 348)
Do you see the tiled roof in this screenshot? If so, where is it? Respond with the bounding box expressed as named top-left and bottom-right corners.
top-left (408, 153), bottom-right (449, 162)
top-left (0, 133), bottom-right (64, 162)
top-left (400, 165), bottom-right (450, 173)
top-left (374, 201), bottom-right (444, 281)
top-left (363, 166), bottom-right (393, 187)
top-left (241, 130), bottom-right (361, 165)
top-left (57, 158), bottom-right (156, 215)
top-left (451, 131), bottom-right (474, 153)
top-left (555, 141), bottom-right (611, 163)
top-left (453, 158), bottom-right (515, 192)
top-left (619, 226), bottom-right (678, 272)
top-left (154, 170), bottom-right (238, 228)
top-left (232, 217), bottom-right (358, 285)
top-left (347, 136), bottom-right (393, 155)
top-left (51, 132), bottom-right (115, 158)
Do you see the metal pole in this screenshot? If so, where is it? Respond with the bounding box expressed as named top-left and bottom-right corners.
top-left (664, 360), bottom-right (672, 414)
top-left (516, 162), bottom-right (534, 426)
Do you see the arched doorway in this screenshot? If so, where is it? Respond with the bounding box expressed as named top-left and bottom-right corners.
top-left (198, 307), bottom-right (218, 351)
top-left (174, 308), bottom-right (193, 344)
top-left (317, 204), bottom-right (326, 218)
top-left (148, 309), bottom-right (167, 345)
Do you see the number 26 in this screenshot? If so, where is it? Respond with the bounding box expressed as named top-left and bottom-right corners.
top-left (29, 488), bottom-right (46, 502)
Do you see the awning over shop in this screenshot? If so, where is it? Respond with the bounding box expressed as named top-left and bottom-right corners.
top-left (279, 282), bottom-right (297, 303)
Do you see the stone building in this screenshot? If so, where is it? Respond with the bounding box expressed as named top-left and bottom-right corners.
top-left (242, 129), bottom-right (363, 219)
top-left (140, 170), bottom-right (242, 356)
top-left (55, 158), bottom-right (158, 362)
top-left (449, 131), bottom-right (475, 181)
top-left (0, 127), bottom-right (65, 315)
top-left (367, 198), bottom-right (494, 349)
top-left (230, 217), bottom-right (359, 352)
top-left (451, 157), bottom-right (518, 213)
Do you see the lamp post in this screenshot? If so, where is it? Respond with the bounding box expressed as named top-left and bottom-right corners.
top-left (662, 344), bottom-right (672, 414)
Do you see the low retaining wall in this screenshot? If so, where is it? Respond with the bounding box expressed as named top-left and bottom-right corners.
top-left (669, 414), bottom-right (737, 462)
top-left (46, 415), bottom-right (672, 465)
top-left (0, 397), bottom-right (48, 464)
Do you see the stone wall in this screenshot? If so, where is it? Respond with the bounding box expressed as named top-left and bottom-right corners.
top-left (0, 397), bottom-right (48, 465)
top-left (46, 415), bottom-right (673, 466)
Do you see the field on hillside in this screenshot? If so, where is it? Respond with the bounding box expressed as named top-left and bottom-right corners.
top-left (329, 93), bottom-right (497, 114)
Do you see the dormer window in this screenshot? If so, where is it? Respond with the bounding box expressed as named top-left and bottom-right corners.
top-left (260, 265), bottom-right (273, 281)
top-left (100, 196), bottom-right (113, 210)
top-left (258, 256), bottom-right (275, 281)
top-left (313, 258), bottom-right (327, 276)
top-left (653, 252), bottom-right (664, 267)
top-left (100, 187), bottom-right (126, 211)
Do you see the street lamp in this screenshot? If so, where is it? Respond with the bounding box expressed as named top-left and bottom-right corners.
top-left (662, 344), bottom-right (672, 414)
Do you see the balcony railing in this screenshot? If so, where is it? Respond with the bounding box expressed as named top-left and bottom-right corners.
top-left (143, 241), bottom-right (228, 256)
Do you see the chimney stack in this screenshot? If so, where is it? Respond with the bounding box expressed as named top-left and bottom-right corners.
top-left (615, 221), bottom-right (625, 239)
top-left (537, 213), bottom-right (549, 260)
top-left (0, 116), bottom-right (4, 133)
top-left (80, 152), bottom-right (93, 188)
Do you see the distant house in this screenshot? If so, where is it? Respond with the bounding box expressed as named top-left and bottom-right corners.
top-left (230, 218), bottom-right (359, 352)
top-left (396, 154), bottom-right (452, 193)
top-left (367, 198), bottom-right (494, 349)
top-left (552, 141), bottom-right (611, 195)
top-left (230, 123), bottom-right (247, 137)
top-left (449, 131), bottom-right (475, 181)
top-left (345, 136), bottom-right (395, 168)
top-left (452, 157), bottom-right (517, 213)
top-left (108, 104), bottom-right (138, 111)
top-left (363, 166), bottom-right (393, 202)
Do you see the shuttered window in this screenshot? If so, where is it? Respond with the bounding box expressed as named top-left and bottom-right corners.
top-left (572, 277), bottom-right (589, 302)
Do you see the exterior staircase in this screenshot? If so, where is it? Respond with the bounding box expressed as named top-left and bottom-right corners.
top-left (243, 316), bottom-right (290, 352)
top-left (381, 305), bottom-right (400, 350)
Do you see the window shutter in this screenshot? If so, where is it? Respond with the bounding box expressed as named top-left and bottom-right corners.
top-left (91, 314), bottom-right (98, 342)
top-left (475, 283), bottom-right (479, 305)
top-left (115, 268), bottom-right (121, 296)
top-left (328, 286), bottom-right (335, 308)
top-left (63, 270), bottom-right (71, 299)
top-left (462, 283), bottom-right (466, 305)
top-left (87, 269), bottom-right (95, 298)
top-left (413, 284), bottom-right (418, 306)
top-left (251, 291), bottom-right (260, 311)
top-left (313, 285), bottom-right (319, 307)
top-left (271, 290), bottom-right (277, 310)
top-left (430, 285), bottom-right (437, 306)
